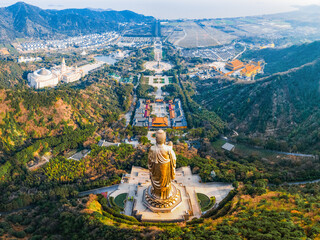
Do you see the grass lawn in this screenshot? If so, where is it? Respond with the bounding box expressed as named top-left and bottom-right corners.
top-left (197, 193), bottom-right (216, 211)
top-left (197, 193), bottom-right (210, 209)
top-left (212, 139), bottom-right (280, 161)
top-left (235, 143), bottom-right (279, 160)
top-left (114, 193), bottom-right (127, 209)
top-left (211, 139), bottom-right (226, 149)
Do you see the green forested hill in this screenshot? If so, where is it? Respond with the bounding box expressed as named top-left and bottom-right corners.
top-left (193, 59), bottom-right (320, 153)
top-left (0, 70), bottom-right (133, 181)
top-left (242, 41), bottom-right (320, 76)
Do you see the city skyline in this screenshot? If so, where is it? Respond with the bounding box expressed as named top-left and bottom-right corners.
top-left (0, 0), bottom-right (320, 19)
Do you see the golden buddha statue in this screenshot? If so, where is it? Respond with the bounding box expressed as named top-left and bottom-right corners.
top-left (148, 130), bottom-right (176, 200)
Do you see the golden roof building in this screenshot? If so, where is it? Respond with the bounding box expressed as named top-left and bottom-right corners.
top-left (225, 59), bottom-right (244, 71)
top-left (240, 64), bottom-right (262, 78)
top-left (152, 117), bottom-right (168, 128)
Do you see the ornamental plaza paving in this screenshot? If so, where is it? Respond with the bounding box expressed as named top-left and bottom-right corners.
top-left (109, 166), bottom-right (233, 222)
top-left (143, 61), bottom-right (172, 74)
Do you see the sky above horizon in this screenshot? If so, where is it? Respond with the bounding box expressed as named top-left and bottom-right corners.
top-left (1, 0), bottom-right (320, 19)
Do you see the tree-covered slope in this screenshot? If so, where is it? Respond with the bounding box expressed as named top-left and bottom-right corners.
top-left (0, 72), bottom-right (133, 180)
top-left (193, 59), bottom-right (320, 153)
top-left (0, 60), bottom-right (26, 88)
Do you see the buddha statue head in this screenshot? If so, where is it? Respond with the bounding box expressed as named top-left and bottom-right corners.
top-left (156, 130), bottom-right (166, 145)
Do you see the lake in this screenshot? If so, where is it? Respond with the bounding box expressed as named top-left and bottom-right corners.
top-left (94, 55), bottom-right (117, 65)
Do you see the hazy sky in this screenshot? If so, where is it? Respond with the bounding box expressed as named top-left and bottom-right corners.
top-left (1, 0), bottom-right (320, 19)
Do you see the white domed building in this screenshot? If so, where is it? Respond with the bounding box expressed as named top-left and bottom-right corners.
top-left (28, 58), bottom-right (84, 89)
top-left (28, 68), bottom-right (59, 89)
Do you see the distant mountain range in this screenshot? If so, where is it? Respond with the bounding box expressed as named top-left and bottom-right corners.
top-left (0, 2), bottom-right (155, 41)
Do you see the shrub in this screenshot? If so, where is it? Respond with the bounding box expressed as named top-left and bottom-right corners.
top-left (11, 230), bottom-right (26, 238)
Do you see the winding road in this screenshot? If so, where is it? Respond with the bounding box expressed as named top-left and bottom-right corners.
top-left (282, 179), bottom-right (320, 186)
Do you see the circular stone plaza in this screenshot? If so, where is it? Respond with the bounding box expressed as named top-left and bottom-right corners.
top-left (143, 40), bottom-right (172, 74)
top-left (144, 61), bottom-right (172, 74)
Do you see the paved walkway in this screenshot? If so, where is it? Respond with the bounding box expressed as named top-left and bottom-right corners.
top-left (147, 131), bottom-right (156, 144)
top-left (111, 166), bottom-right (233, 220)
top-left (186, 187), bottom-right (201, 218)
top-left (124, 184), bottom-right (136, 215)
top-left (155, 87), bottom-right (163, 99)
top-left (79, 61), bottom-right (105, 75)
top-left (175, 167), bottom-right (233, 204)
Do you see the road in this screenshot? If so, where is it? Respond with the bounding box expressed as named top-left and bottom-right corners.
top-left (78, 185), bottom-right (119, 197)
top-left (282, 179), bottom-right (320, 186)
top-left (233, 43), bottom-right (247, 60)
top-left (125, 94), bottom-right (137, 126)
top-left (276, 152), bottom-right (316, 158)
top-left (1, 185), bottom-right (119, 215)
top-left (28, 156), bottom-right (50, 171)
top-left (0, 205), bottom-right (33, 216)
top-left (222, 135), bottom-right (317, 159)
top-left (124, 74), bottom-right (140, 126)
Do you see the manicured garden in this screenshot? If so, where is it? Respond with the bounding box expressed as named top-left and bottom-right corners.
top-left (197, 193), bottom-right (215, 211)
top-left (114, 193), bottom-right (128, 209)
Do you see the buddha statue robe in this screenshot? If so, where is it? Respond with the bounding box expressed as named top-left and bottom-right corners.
top-left (148, 143), bottom-right (176, 200)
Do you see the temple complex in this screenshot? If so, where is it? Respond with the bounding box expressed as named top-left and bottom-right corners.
top-left (133, 99), bottom-right (187, 129)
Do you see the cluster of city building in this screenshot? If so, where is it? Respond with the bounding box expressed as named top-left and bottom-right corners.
top-left (181, 44), bottom-right (241, 61)
top-left (18, 32), bottom-right (119, 52)
top-left (117, 37), bottom-right (155, 47)
top-left (17, 56), bottom-right (42, 63)
top-left (133, 98), bottom-right (187, 129)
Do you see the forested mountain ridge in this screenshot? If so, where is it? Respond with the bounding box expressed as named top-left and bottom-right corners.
top-left (0, 2), bottom-right (155, 41)
top-left (194, 43), bottom-right (320, 153)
